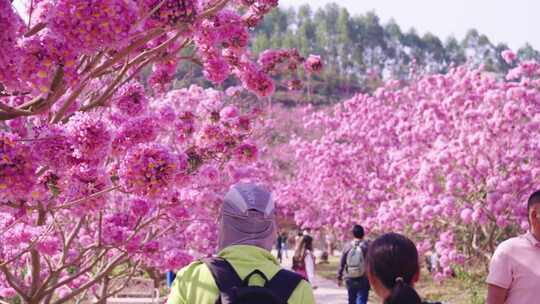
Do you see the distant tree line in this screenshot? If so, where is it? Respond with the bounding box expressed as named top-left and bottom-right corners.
top-left (175, 3), bottom-right (540, 105)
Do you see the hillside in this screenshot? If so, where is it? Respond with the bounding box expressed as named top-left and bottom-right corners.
top-left (175, 2), bottom-right (540, 105)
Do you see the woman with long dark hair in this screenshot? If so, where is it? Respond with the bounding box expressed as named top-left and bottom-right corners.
top-left (367, 233), bottom-right (440, 304)
top-left (292, 235), bottom-right (316, 285)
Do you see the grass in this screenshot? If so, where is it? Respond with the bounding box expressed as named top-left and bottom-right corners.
top-left (316, 255), bottom-right (342, 281)
top-left (315, 255), bottom-right (487, 304)
top-left (414, 267), bottom-right (486, 304)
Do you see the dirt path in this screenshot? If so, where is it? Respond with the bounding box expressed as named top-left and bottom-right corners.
top-left (278, 249), bottom-right (372, 304)
top-left (311, 273), bottom-right (349, 303)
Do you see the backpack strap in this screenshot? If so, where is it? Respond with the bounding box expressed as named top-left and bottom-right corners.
top-left (265, 269), bottom-right (304, 302)
top-left (243, 269), bottom-right (269, 285)
top-left (360, 240), bottom-right (369, 257)
top-left (203, 257), bottom-right (243, 304)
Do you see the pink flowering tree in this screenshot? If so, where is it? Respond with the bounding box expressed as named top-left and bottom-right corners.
top-left (0, 85), bottom-right (270, 304)
top-left (0, 0), bottom-right (322, 303)
top-left (281, 52), bottom-right (540, 280)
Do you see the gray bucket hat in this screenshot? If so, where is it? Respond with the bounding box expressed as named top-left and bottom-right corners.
top-left (218, 182), bottom-right (277, 251)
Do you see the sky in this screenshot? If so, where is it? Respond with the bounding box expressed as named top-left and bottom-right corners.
top-left (279, 0), bottom-right (540, 50)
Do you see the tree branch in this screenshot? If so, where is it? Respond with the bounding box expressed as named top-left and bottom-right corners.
top-left (79, 60), bottom-right (130, 112)
top-left (52, 252), bottom-right (129, 304)
top-left (198, 0), bottom-right (231, 20)
top-left (0, 265), bottom-right (29, 301)
top-left (54, 186), bottom-right (120, 210)
top-left (30, 207), bottom-right (47, 297)
top-left (0, 102), bottom-right (32, 116)
top-left (24, 22), bottom-right (47, 37)
top-left (89, 28), bottom-right (165, 78)
top-left (107, 261), bottom-right (140, 296)
top-left (43, 249), bottom-right (109, 295)
top-left (50, 83), bottom-right (86, 123)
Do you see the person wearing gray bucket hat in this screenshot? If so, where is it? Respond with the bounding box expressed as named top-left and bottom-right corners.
top-left (167, 182), bottom-right (315, 304)
top-left (218, 182), bottom-right (277, 251)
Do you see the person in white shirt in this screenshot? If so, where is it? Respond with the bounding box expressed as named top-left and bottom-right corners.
top-left (292, 235), bottom-right (317, 288)
top-left (486, 190), bottom-right (540, 304)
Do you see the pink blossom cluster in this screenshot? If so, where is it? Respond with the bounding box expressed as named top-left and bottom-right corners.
top-left (256, 49), bottom-right (324, 91)
top-left (0, 0), bottom-right (25, 90)
top-left (433, 231), bottom-right (465, 281)
top-left (63, 167), bottom-right (112, 214)
top-left (0, 133), bottom-right (37, 202)
top-left (112, 81), bottom-right (148, 117)
top-left (234, 61), bottom-right (275, 97)
top-left (32, 124), bottom-right (72, 170)
top-left (258, 49), bottom-right (304, 73)
top-left (18, 31), bottom-right (79, 94)
top-left (142, 0), bottom-right (198, 29)
top-left (234, 143), bottom-right (259, 163)
top-left (506, 60), bottom-right (540, 80)
top-left (194, 9), bottom-right (249, 85)
top-left (65, 112), bottom-right (112, 162)
top-left (119, 143), bottom-right (185, 197)
top-left (240, 0), bottom-right (279, 27)
top-left (148, 61), bottom-right (178, 94)
top-left (304, 55), bottom-right (323, 74)
top-left (48, 0), bottom-right (139, 52)
top-left (501, 50), bottom-right (517, 65)
top-left (193, 8), bottom-right (319, 96)
top-left (112, 116), bottom-right (159, 155)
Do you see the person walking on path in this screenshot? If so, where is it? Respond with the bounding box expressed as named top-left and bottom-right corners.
top-left (282, 232), bottom-right (289, 259)
top-left (293, 231), bottom-right (303, 251)
top-left (166, 271), bottom-right (176, 288)
top-left (337, 224), bottom-right (370, 304)
top-left (167, 182), bottom-right (315, 304)
top-left (276, 232), bottom-right (284, 263)
top-left (326, 233), bottom-right (336, 256)
top-left (292, 235), bottom-right (317, 287)
top-left (367, 233), bottom-right (441, 304)
top-left (486, 190), bottom-right (540, 304)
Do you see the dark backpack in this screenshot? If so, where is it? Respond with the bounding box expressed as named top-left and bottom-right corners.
top-left (203, 257), bottom-right (304, 304)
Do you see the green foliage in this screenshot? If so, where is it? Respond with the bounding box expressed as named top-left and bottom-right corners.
top-left (454, 268), bottom-right (487, 304)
